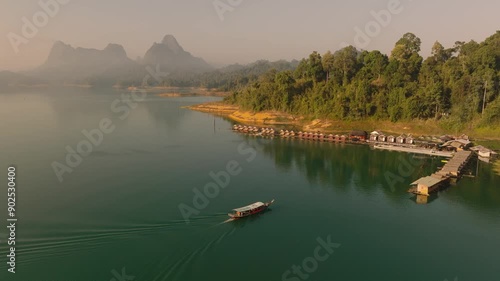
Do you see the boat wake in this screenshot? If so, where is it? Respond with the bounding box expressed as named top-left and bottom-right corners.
top-left (220, 218), bottom-right (235, 224)
top-left (144, 227), bottom-right (237, 281)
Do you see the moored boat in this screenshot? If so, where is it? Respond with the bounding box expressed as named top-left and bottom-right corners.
top-left (228, 199), bottom-right (275, 219)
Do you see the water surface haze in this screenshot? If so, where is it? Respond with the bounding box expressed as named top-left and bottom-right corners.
top-left (0, 89), bottom-right (498, 281)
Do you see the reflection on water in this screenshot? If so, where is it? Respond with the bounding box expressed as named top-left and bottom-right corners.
top-left (243, 135), bottom-right (500, 212)
top-left (1, 89), bottom-right (499, 281)
top-left (494, 160), bottom-right (500, 176)
top-left (245, 136), bottom-right (436, 190)
top-left (414, 194), bottom-right (438, 204)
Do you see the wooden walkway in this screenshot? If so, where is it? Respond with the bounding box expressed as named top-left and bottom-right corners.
top-left (409, 150), bottom-right (473, 195)
top-left (373, 144), bottom-right (454, 158)
top-left (435, 150), bottom-right (473, 177)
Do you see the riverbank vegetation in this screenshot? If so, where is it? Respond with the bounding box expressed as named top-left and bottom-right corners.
top-left (224, 32), bottom-right (500, 138)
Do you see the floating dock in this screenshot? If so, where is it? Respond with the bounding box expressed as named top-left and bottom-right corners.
top-left (373, 144), bottom-right (454, 158)
top-left (232, 125), bottom-right (458, 157)
top-left (435, 150), bottom-right (473, 177)
top-left (409, 150), bottom-right (473, 196)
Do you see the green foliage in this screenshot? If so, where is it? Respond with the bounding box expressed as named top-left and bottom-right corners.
top-left (158, 59), bottom-right (299, 90)
top-left (226, 32), bottom-right (500, 128)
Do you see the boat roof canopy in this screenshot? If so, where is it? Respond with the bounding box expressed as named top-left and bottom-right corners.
top-left (233, 202), bottom-right (265, 212)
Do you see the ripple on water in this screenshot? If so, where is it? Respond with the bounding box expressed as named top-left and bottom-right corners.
top-left (0, 218), bottom-right (224, 271)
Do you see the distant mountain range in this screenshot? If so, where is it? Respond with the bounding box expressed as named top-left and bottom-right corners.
top-left (0, 35), bottom-right (212, 87)
top-left (1, 34), bottom-right (297, 89)
top-left (28, 41), bottom-right (141, 85)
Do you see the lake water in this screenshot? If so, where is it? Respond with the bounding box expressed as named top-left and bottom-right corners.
top-left (0, 88), bottom-right (499, 281)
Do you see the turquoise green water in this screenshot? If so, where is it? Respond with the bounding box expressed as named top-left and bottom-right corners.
top-left (0, 88), bottom-right (499, 281)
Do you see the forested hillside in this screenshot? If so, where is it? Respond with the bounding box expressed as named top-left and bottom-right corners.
top-left (159, 59), bottom-right (299, 90)
top-left (226, 32), bottom-right (500, 131)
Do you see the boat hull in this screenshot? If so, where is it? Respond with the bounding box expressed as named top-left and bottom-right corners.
top-left (228, 207), bottom-right (268, 219)
top-left (228, 199), bottom-right (275, 219)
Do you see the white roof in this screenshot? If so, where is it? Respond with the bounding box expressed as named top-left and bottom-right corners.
top-left (233, 202), bottom-right (265, 212)
top-left (471, 145), bottom-right (497, 154)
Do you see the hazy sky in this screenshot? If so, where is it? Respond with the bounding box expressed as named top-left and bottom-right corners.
top-left (1, 0), bottom-right (500, 71)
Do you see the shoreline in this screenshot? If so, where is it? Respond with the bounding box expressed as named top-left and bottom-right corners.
top-left (187, 102), bottom-right (299, 125)
top-left (187, 101), bottom-right (500, 141)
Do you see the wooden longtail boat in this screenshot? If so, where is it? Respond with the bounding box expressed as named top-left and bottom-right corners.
top-left (228, 199), bottom-right (275, 219)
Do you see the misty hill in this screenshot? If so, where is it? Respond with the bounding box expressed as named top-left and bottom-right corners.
top-left (199, 59), bottom-right (299, 89)
top-left (0, 71), bottom-right (44, 88)
top-left (29, 41), bottom-right (143, 86)
top-left (6, 35), bottom-right (297, 89)
top-left (23, 35), bottom-right (213, 87)
top-left (142, 35), bottom-right (213, 73)
top-left (160, 59), bottom-right (299, 89)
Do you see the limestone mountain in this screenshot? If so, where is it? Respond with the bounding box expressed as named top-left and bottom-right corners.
top-left (29, 41), bottom-right (142, 85)
top-left (23, 35), bottom-right (213, 86)
top-left (142, 35), bottom-right (213, 73)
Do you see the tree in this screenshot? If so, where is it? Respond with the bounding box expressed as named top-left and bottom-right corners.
top-left (307, 51), bottom-right (325, 83)
top-left (359, 50), bottom-right (388, 81)
top-left (333, 46), bottom-right (359, 86)
top-left (431, 41), bottom-right (453, 63)
top-left (227, 31), bottom-right (500, 128)
top-left (391, 32), bottom-right (422, 61)
top-left (389, 33), bottom-right (423, 83)
top-left (322, 51), bottom-right (335, 82)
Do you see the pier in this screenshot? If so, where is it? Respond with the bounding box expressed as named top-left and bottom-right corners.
top-left (231, 125), bottom-right (368, 145)
top-left (409, 150), bottom-right (473, 196)
top-left (436, 150), bottom-right (473, 177)
top-left (231, 124), bottom-right (478, 197)
top-left (373, 144), bottom-right (454, 158)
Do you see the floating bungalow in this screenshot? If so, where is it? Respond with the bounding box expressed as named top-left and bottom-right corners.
top-left (396, 135), bottom-right (405, 144)
top-left (409, 176), bottom-right (448, 196)
top-left (409, 150), bottom-right (473, 196)
top-left (350, 130), bottom-right (368, 141)
top-left (387, 135), bottom-right (396, 143)
top-left (369, 131), bottom-right (383, 142)
top-left (442, 139), bottom-right (472, 152)
top-left (440, 135), bottom-right (453, 142)
top-left (470, 145), bottom-right (498, 158)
